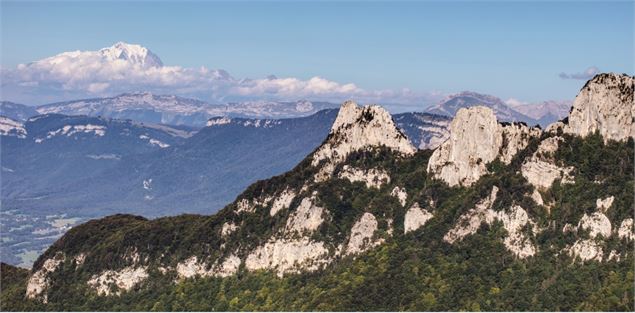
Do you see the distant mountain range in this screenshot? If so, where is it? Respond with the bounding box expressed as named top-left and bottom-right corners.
top-left (0, 101), bottom-right (39, 121)
top-left (33, 92), bottom-right (340, 127)
top-left (425, 91), bottom-right (570, 126)
top-left (2, 89), bottom-right (571, 129)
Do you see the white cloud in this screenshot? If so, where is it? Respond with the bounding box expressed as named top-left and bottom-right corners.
top-left (1, 42), bottom-right (442, 106)
top-left (559, 66), bottom-right (600, 80)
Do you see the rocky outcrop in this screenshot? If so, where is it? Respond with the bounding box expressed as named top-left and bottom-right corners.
top-left (88, 266), bottom-right (149, 296)
top-left (245, 238), bottom-right (331, 277)
top-left (390, 186), bottom-right (408, 207)
top-left (444, 186), bottom-right (500, 244)
top-left (596, 196), bottom-right (614, 213)
top-left (618, 218), bottom-right (634, 240)
top-left (444, 186), bottom-right (538, 258)
top-left (269, 188), bottom-right (296, 216)
top-left (284, 197), bottom-right (326, 235)
top-left (338, 165), bottom-right (390, 189)
top-left (176, 255), bottom-right (241, 280)
top-left (568, 211), bottom-right (613, 262)
top-left (565, 73), bottom-right (634, 143)
top-left (521, 136), bottom-right (574, 190)
top-left (26, 254), bottom-right (65, 302)
top-left (428, 106), bottom-right (540, 187)
top-left (312, 101), bottom-right (416, 181)
top-left (221, 222), bottom-right (238, 238)
top-left (404, 203), bottom-right (434, 234)
top-left (345, 213), bottom-right (382, 255)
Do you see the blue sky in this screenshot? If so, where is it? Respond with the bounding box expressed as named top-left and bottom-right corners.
top-left (1, 0), bottom-right (633, 106)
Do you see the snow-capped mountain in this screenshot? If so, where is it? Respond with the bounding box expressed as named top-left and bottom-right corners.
top-left (98, 42), bottom-right (164, 67)
top-left (425, 91), bottom-right (540, 125)
top-left (0, 101), bottom-right (38, 121)
top-left (35, 92), bottom-right (340, 126)
top-left (32, 42), bottom-right (164, 69)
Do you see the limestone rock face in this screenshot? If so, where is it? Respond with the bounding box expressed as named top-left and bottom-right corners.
top-left (565, 73), bottom-right (635, 143)
top-left (404, 203), bottom-right (434, 234)
top-left (618, 218), bottom-right (634, 241)
top-left (87, 266), bottom-right (149, 296)
top-left (390, 186), bottom-right (408, 207)
top-left (345, 213), bottom-right (381, 255)
top-left (595, 196), bottom-right (614, 213)
top-left (244, 238), bottom-right (330, 277)
top-left (284, 197), bottom-right (326, 235)
top-left (567, 210), bottom-right (613, 262)
top-left (444, 186), bottom-right (499, 244)
top-left (26, 254), bottom-right (65, 302)
top-left (312, 101), bottom-right (416, 181)
top-left (269, 188), bottom-right (296, 216)
top-left (521, 136), bottom-right (574, 190)
top-left (221, 222), bottom-right (238, 238)
top-left (338, 165), bottom-right (390, 189)
top-left (428, 106), bottom-right (540, 187)
top-left (444, 186), bottom-right (539, 258)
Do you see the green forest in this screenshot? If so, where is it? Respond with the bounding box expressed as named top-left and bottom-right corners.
top-left (1, 132), bottom-right (633, 311)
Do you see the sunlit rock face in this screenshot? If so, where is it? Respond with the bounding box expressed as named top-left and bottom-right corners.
top-left (444, 186), bottom-right (539, 258)
top-left (26, 254), bottom-right (65, 303)
top-left (565, 73), bottom-right (634, 143)
top-left (312, 101), bottom-right (416, 181)
top-left (403, 203), bottom-right (433, 234)
top-left (521, 136), bottom-right (574, 190)
top-left (345, 212), bottom-right (382, 255)
top-left (88, 266), bottom-right (149, 296)
top-left (427, 106), bottom-right (540, 187)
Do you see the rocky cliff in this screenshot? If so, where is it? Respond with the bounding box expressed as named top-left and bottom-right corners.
top-left (427, 106), bottom-right (540, 187)
top-left (564, 73), bottom-right (634, 142)
top-left (8, 74), bottom-right (634, 311)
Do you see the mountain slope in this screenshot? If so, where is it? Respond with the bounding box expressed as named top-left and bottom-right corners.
top-left (2, 73), bottom-right (632, 311)
top-left (0, 101), bottom-right (38, 121)
top-left (508, 100), bottom-right (571, 126)
top-left (36, 92), bottom-right (340, 126)
top-left (426, 91), bottom-right (540, 125)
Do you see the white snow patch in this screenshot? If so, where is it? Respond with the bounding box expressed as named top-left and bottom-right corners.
top-left (0, 116), bottom-right (27, 138)
top-left (148, 138), bottom-right (170, 148)
top-left (143, 179), bottom-right (152, 190)
top-left (207, 116), bottom-right (232, 126)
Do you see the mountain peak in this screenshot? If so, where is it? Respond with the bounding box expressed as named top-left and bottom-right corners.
top-left (564, 72), bottom-right (634, 142)
top-left (426, 91), bottom-right (538, 125)
top-left (311, 101), bottom-right (416, 180)
top-left (427, 106), bottom-right (541, 186)
top-left (99, 42), bottom-right (163, 67)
